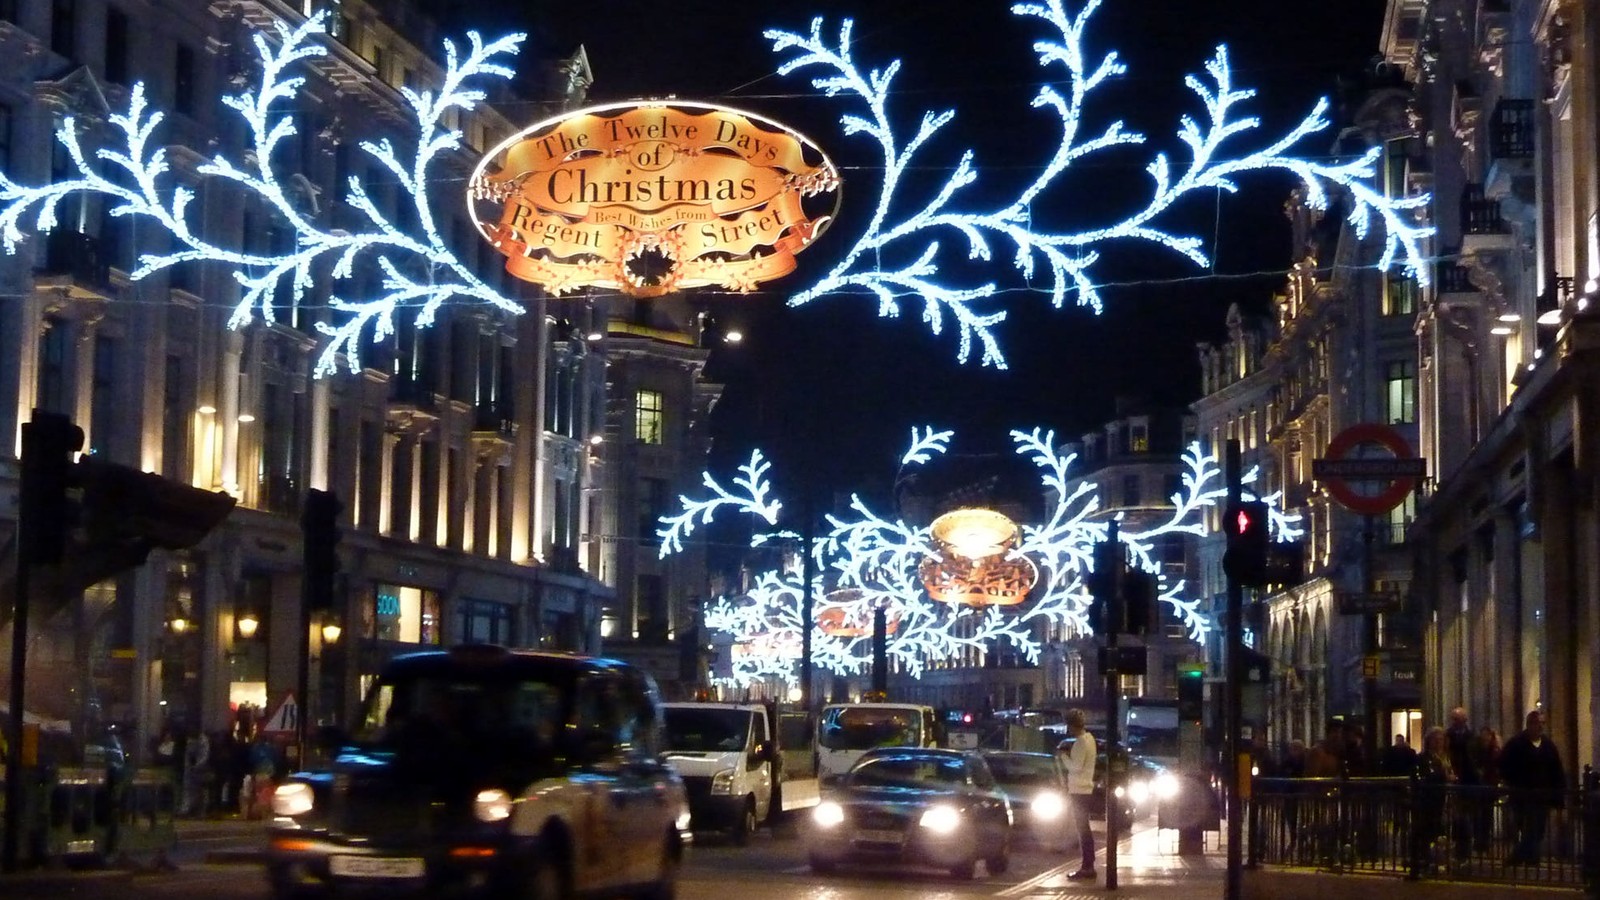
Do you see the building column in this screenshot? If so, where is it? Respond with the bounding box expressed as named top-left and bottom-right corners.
top-left (218, 331), bottom-right (244, 496)
top-left (378, 429), bottom-right (400, 537)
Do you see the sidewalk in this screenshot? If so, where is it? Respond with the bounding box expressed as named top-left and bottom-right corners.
top-left (172, 816), bottom-right (268, 865)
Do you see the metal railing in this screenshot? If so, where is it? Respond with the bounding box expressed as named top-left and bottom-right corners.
top-left (1249, 775), bottom-right (1594, 889)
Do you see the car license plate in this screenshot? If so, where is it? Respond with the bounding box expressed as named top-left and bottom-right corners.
top-left (329, 855), bottom-right (426, 878)
top-left (854, 828), bottom-right (902, 844)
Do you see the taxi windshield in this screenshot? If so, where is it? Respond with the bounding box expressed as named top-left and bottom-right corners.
top-left (850, 753), bottom-right (966, 788)
top-left (663, 707), bottom-right (752, 753)
top-left (819, 707), bottom-right (922, 751)
top-left (354, 673), bottom-right (567, 756)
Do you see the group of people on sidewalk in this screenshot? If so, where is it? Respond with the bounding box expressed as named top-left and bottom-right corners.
top-left (1268, 707), bottom-right (1568, 878)
top-left (151, 718), bottom-right (287, 820)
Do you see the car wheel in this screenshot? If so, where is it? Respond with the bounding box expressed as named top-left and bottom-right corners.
top-left (639, 831), bottom-right (679, 900)
top-left (808, 854), bottom-right (836, 874)
top-left (949, 859), bottom-right (976, 880)
top-left (731, 798), bottom-right (757, 846)
top-left (266, 866), bottom-right (303, 900)
top-left (524, 846), bottom-right (572, 900)
top-left (985, 835), bottom-right (1011, 876)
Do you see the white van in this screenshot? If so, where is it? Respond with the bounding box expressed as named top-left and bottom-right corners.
top-left (661, 702), bottom-right (777, 844)
top-left (815, 702), bottom-right (939, 786)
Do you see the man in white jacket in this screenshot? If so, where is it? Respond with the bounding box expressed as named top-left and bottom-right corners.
top-left (1058, 709), bottom-right (1097, 880)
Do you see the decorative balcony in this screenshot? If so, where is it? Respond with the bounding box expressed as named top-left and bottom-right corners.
top-left (1434, 260), bottom-right (1480, 297)
top-left (1460, 182), bottom-right (1515, 254)
top-left (34, 230), bottom-right (113, 298)
top-left (1484, 98), bottom-right (1535, 201)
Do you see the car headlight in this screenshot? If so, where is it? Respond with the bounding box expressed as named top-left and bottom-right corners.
top-left (272, 782), bottom-right (314, 817)
top-left (473, 788), bottom-right (513, 823)
top-left (1128, 780), bottom-right (1150, 805)
top-left (711, 768), bottom-right (735, 795)
top-left (1153, 772), bottom-right (1180, 800)
top-left (919, 805), bottom-right (962, 834)
top-left (812, 801), bottom-right (845, 828)
top-left (1030, 791), bottom-right (1065, 821)
top-left (1113, 785), bottom-right (1125, 799)
top-left (676, 804), bottom-right (693, 832)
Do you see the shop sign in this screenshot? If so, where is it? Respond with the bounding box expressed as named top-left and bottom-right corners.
top-left (470, 102), bottom-right (841, 297)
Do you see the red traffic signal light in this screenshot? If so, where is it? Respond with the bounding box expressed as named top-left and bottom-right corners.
top-left (1222, 500), bottom-right (1270, 586)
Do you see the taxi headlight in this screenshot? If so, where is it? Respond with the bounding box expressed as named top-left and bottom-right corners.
top-left (1030, 791), bottom-right (1065, 821)
top-left (1113, 785), bottom-right (1125, 799)
top-left (272, 782), bottom-right (314, 817)
top-left (473, 788), bottom-right (513, 822)
top-left (1154, 772), bottom-right (1180, 800)
top-left (1129, 780), bottom-right (1150, 805)
top-left (711, 768), bottom-right (736, 795)
top-left (812, 801), bottom-right (845, 828)
top-left (919, 805), bottom-right (962, 834)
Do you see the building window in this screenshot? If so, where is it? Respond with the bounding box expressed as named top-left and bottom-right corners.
top-left (367, 584), bottom-right (442, 644)
top-left (636, 574), bottom-right (666, 640)
top-left (1385, 359), bottom-right (1416, 424)
top-left (36, 319), bottom-right (68, 415)
top-left (1121, 474), bottom-right (1140, 507)
top-left (634, 389), bottom-right (663, 444)
top-left (456, 598), bottom-right (513, 645)
top-left (90, 334), bottom-right (116, 456)
top-left (104, 7), bottom-right (128, 82)
top-left (52, 0), bottom-right (76, 58)
top-left (1383, 276), bottom-right (1417, 316)
top-left (1129, 423), bottom-right (1149, 453)
top-left (174, 44), bottom-right (196, 116)
top-left (1385, 493), bottom-right (1416, 544)
top-left (638, 477), bottom-right (666, 542)
top-left (0, 104), bottom-right (11, 175)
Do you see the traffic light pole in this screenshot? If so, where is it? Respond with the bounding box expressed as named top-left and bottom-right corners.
top-left (3, 502), bottom-right (34, 873)
top-left (1103, 521), bottom-right (1120, 891)
top-left (1224, 440), bottom-right (1243, 900)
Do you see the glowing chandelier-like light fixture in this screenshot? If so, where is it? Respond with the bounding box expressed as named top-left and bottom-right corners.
top-left (918, 508), bottom-right (1037, 606)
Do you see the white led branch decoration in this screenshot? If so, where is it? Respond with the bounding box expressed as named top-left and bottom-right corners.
top-left (767, 0), bottom-right (1433, 367)
top-left (667, 428), bottom-right (1303, 687)
top-left (0, 13), bottom-right (523, 377)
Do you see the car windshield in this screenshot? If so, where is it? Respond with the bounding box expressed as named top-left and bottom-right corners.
top-left (663, 707), bottom-right (751, 752)
top-left (819, 707), bottom-right (922, 751)
top-left (354, 672), bottom-right (567, 757)
top-left (850, 753), bottom-right (966, 789)
top-left (985, 755), bottom-right (1059, 788)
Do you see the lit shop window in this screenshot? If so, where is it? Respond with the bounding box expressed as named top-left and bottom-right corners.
top-left (368, 584), bottom-right (442, 644)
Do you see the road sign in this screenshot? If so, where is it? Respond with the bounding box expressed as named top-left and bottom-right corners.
top-left (260, 691), bottom-right (299, 737)
top-left (1315, 423), bottom-right (1424, 516)
top-left (1338, 591), bottom-right (1403, 615)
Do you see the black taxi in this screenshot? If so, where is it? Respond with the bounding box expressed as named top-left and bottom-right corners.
top-left (265, 645), bottom-right (690, 899)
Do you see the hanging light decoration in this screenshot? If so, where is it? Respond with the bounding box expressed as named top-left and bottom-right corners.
top-left (918, 508), bottom-right (1038, 606)
top-left (817, 589), bottom-right (901, 637)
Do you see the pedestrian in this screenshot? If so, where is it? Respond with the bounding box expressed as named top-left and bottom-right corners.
top-left (1381, 734), bottom-right (1418, 777)
top-left (1409, 727), bottom-right (1455, 879)
top-left (1281, 740), bottom-right (1308, 858)
top-left (182, 727), bottom-right (211, 817)
top-left (1056, 708), bottom-right (1097, 882)
top-left (1500, 709), bottom-right (1566, 867)
top-left (1471, 725), bottom-right (1502, 853)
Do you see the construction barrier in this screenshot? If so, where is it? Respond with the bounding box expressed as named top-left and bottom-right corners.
top-left (43, 766), bottom-right (110, 860)
top-left (0, 765), bottom-right (177, 868)
top-left (110, 768), bottom-right (176, 858)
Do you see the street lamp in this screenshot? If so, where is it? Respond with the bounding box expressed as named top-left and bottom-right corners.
top-left (237, 611), bottom-right (260, 640)
top-left (321, 620), bottom-right (342, 644)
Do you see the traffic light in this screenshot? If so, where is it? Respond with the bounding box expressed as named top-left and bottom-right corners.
top-left (1263, 540), bottom-right (1306, 589)
top-left (1120, 568), bottom-right (1155, 636)
top-left (19, 411), bottom-right (85, 565)
top-left (1221, 500), bottom-right (1271, 587)
top-left (1177, 664), bottom-right (1204, 722)
top-left (1087, 539), bottom-right (1122, 635)
top-left (301, 489), bottom-right (343, 612)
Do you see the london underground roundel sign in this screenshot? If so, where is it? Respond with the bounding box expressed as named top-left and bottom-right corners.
top-left (1314, 423), bottom-right (1426, 516)
top-left (469, 101), bottom-right (842, 298)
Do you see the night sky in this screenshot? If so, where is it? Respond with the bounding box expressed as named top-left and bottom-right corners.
top-left (426, 0), bottom-right (1389, 504)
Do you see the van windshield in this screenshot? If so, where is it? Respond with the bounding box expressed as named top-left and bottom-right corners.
top-left (662, 707), bottom-right (751, 753)
top-left (819, 706), bottom-right (923, 751)
top-left (354, 673), bottom-right (567, 757)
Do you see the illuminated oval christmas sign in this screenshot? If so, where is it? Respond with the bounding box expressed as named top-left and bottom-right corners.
top-left (469, 102), bottom-right (841, 297)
